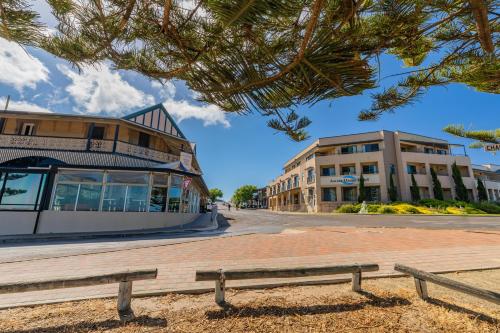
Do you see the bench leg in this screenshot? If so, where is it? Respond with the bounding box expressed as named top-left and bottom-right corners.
top-left (414, 278), bottom-right (428, 300)
top-left (117, 281), bottom-right (135, 322)
top-left (215, 274), bottom-right (226, 305)
top-left (352, 271), bottom-right (362, 292)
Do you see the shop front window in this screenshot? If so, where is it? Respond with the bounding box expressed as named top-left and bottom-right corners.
top-left (342, 187), bottom-right (357, 201)
top-left (168, 175), bottom-right (183, 212)
top-left (0, 173), bottom-right (46, 210)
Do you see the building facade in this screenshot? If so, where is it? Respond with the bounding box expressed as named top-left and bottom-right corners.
top-left (472, 164), bottom-right (500, 201)
top-left (0, 104), bottom-right (209, 236)
top-left (267, 130), bottom-right (484, 213)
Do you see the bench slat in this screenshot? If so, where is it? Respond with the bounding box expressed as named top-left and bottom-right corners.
top-left (394, 264), bottom-right (500, 305)
top-left (196, 264), bottom-right (378, 281)
top-left (0, 269), bottom-right (158, 294)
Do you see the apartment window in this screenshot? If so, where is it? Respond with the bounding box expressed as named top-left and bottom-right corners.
top-left (293, 175), bottom-right (299, 188)
top-left (90, 126), bottom-right (105, 140)
top-left (307, 168), bottom-right (315, 183)
top-left (407, 165), bottom-right (417, 174)
top-left (437, 149), bottom-right (447, 155)
top-left (364, 143), bottom-right (379, 152)
top-left (20, 123), bottom-right (35, 136)
top-left (321, 166), bottom-right (335, 176)
top-left (322, 188), bottom-right (337, 202)
top-left (341, 165), bottom-right (356, 175)
top-left (306, 153), bottom-right (315, 161)
top-left (362, 164), bottom-right (378, 174)
top-left (424, 147), bottom-right (434, 154)
top-left (307, 188), bottom-right (315, 205)
top-left (138, 132), bottom-right (150, 148)
top-left (341, 145), bottom-right (357, 154)
top-left (287, 178), bottom-right (292, 190)
top-left (342, 187), bottom-right (357, 202)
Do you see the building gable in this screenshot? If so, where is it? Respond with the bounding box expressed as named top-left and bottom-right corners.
top-left (122, 104), bottom-right (186, 139)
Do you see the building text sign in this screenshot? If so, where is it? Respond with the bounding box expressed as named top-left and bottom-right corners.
top-left (485, 144), bottom-right (500, 152)
top-left (320, 174), bottom-right (380, 186)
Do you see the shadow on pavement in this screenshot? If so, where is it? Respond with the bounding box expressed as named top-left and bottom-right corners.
top-left (3, 315), bottom-right (167, 333)
top-left (426, 297), bottom-right (499, 324)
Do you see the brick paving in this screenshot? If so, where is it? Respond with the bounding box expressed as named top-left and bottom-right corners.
top-left (1, 226), bottom-right (500, 308)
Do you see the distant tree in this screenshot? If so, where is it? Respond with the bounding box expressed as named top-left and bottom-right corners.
top-left (410, 173), bottom-right (420, 202)
top-left (477, 179), bottom-right (488, 201)
top-left (430, 167), bottom-right (444, 201)
top-left (209, 188), bottom-right (223, 203)
top-left (388, 170), bottom-right (398, 202)
top-left (358, 174), bottom-right (366, 203)
top-left (452, 162), bottom-right (469, 202)
top-left (232, 185), bottom-right (258, 207)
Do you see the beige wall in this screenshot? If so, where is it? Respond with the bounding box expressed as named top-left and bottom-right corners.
top-left (0, 211), bottom-right (201, 236)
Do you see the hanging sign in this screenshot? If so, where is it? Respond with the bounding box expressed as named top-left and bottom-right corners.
top-left (183, 177), bottom-right (192, 190)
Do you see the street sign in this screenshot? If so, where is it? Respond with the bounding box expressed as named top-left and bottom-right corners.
top-left (484, 144), bottom-right (500, 152)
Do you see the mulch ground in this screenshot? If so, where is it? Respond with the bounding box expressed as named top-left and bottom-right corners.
top-left (0, 270), bottom-right (499, 333)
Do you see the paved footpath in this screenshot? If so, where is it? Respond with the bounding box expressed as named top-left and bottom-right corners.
top-left (1, 225), bottom-right (500, 308)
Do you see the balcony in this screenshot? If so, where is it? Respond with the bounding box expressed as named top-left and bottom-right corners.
top-left (306, 176), bottom-right (315, 184)
top-left (0, 134), bottom-right (178, 164)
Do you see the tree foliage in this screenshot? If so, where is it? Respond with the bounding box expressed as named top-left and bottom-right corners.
top-left (208, 188), bottom-right (223, 202)
top-left (430, 167), bottom-right (444, 200)
top-left (357, 173), bottom-right (366, 203)
top-left (388, 169), bottom-right (398, 202)
top-left (1, 0), bottom-right (498, 140)
top-left (477, 178), bottom-right (488, 201)
top-left (451, 161), bottom-right (469, 201)
top-left (444, 124), bottom-right (500, 148)
top-left (410, 172), bottom-right (421, 202)
top-left (232, 184), bottom-right (257, 207)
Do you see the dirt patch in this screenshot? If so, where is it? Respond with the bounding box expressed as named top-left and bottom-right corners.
top-left (0, 270), bottom-right (499, 332)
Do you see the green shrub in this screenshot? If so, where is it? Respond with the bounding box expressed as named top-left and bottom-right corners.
top-left (471, 202), bottom-right (500, 214)
top-left (464, 206), bottom-right (486, 214)
top-left (336, 204), bottom-right (360, 213)
top-left (367, 204), bottom-right (381, 213)
top-left (402, 205), bottom-right (420, 214)
top-left (419, 199), bottom-right (449, 208)
top-left (378, 205), bottom-right (397, 214)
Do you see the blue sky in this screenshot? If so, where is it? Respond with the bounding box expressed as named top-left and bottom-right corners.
top-left (0, 8), bottom-right (498, 200)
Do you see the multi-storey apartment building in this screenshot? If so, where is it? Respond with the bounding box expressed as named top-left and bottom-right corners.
top-left (268, 130), bottom-right (480, 213)
top-left (0, 104), bottom-right (209, 235)
top-left (473, 164), bottom-right (500, 201)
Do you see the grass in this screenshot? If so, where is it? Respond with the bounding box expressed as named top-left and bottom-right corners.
top-left (0, 270), bottom-right (499, 332)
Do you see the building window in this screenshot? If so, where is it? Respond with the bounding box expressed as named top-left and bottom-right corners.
top-left (307, 168), bottom-right (315, 183)
top-left (53, 171), bottom-right (104, 211)
top-left (436, 149), bottom-right (447, 155)
top-left (341, 145), bottom-right (356, 154)
top-left (90, 126), bottom-right (105, 140)
top-left (0, 172), bottom-right (46, 210)
top-left (322, 187), bottom-right (337, 202)
top-left (20, 123), bottom-right (35, 136)
top-left (306, 154), bottom-right (315, 161)
top-left (362, 164), bottom-right (378, 174)
top-left (293, 175), bottom-right (299, 188)
top-left (424, 147), bottom-right (434, 154)
top-left (341, 165), bottom-right (356, 175)
top-left (287, 178), bottom-right (292, 190)
top-left (321, 166), bottom-right (335, 176)
top-left (168, 175), bottom-right (183, 212)
top-left (138, 132), bottom-right (150, 148)
top-left (0, 118), bottom-right (5, 133)
top-left (407, 165), bottom-right (417, 174)
top-left (150, 173), bottom-right (169, 212)
top-left (364, 186), bottom-right (380, 201)
top-left (342, 187), bottom-right (357, 202)
top-left (102, 172), bottom-right (149, 212)
top-left (307, 188), bottom-right (315, 205)
top-left (364, 143), bottom-right (379, 152)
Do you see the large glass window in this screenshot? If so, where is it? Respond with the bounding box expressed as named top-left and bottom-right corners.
top-left (364, 186), bottom-right (381, 201)
top-left (102, 185), bottom-right (126, 212)
top-left (321, 166), bottom-right (335, 176)
top-left (342, 187), bottom-right (357, 201)
top-left (149, 173), bottom-right (169, 212)
top-left (341, 165), bottom-right (356, 175)
top-left (0, 173), bottom-right (46, 210)
top-left (364, 143), bottom-right (379, 152)
top-left (126, 186), bottom-right (149, 212)
top-left (362, 164), bottom-right (378, 174)
top-left (341, 146), bottom-right (357, 154)
top-left (53, 171), bottom-right (104, 211)
top-left (322, 188), bottom-right (337, 202)
top-left (103, 172), bottom-right (149, 212)
top-left (407, 164), bottom-right (417, 174)
top-left (168, 175), bottom-right (183, 212)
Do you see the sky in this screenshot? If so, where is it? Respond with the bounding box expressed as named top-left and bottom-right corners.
top-left (0, 5), bottom-right (498, 201)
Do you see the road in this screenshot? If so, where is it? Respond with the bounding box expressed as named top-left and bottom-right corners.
top-left (0, 208), bottom-right (498, 263)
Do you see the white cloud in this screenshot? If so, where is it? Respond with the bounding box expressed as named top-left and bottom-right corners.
top-left (0, 38), bottom-right (49, 91)
top-left (151, 80), bottom-right (176, 99)
top-left (163, 99), bottom-right (230, 128)
top-left (57, 63), bottom-right (154, 116)
top-left (0, 97), bottom-right (52, 113)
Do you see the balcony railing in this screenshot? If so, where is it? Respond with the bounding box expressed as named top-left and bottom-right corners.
top-left (0, 134), bottom-right (178, 164)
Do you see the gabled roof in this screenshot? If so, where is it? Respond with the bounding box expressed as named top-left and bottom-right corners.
top-left (122, 103), bottom-right (186, 139)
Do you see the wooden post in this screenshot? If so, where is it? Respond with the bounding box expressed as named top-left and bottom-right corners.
top-left (352, 271), bottom-right (362, 292)
top-left (215, 271), bottom-right (226, 305)
top-left (117, 281), bottom-right (135, 322)
top-left (414, 278), bottom-right (428, 300)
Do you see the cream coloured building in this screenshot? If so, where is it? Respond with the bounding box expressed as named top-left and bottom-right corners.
top-left (267, 130), bottom-right (481, 213)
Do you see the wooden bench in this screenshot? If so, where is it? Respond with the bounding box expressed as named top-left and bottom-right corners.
top-left (394, 264), bottom-right (500, 305)
top-left (0, 268), bottom-right (158, 321)
top-left (196, 263), bottom-right (379, 304)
